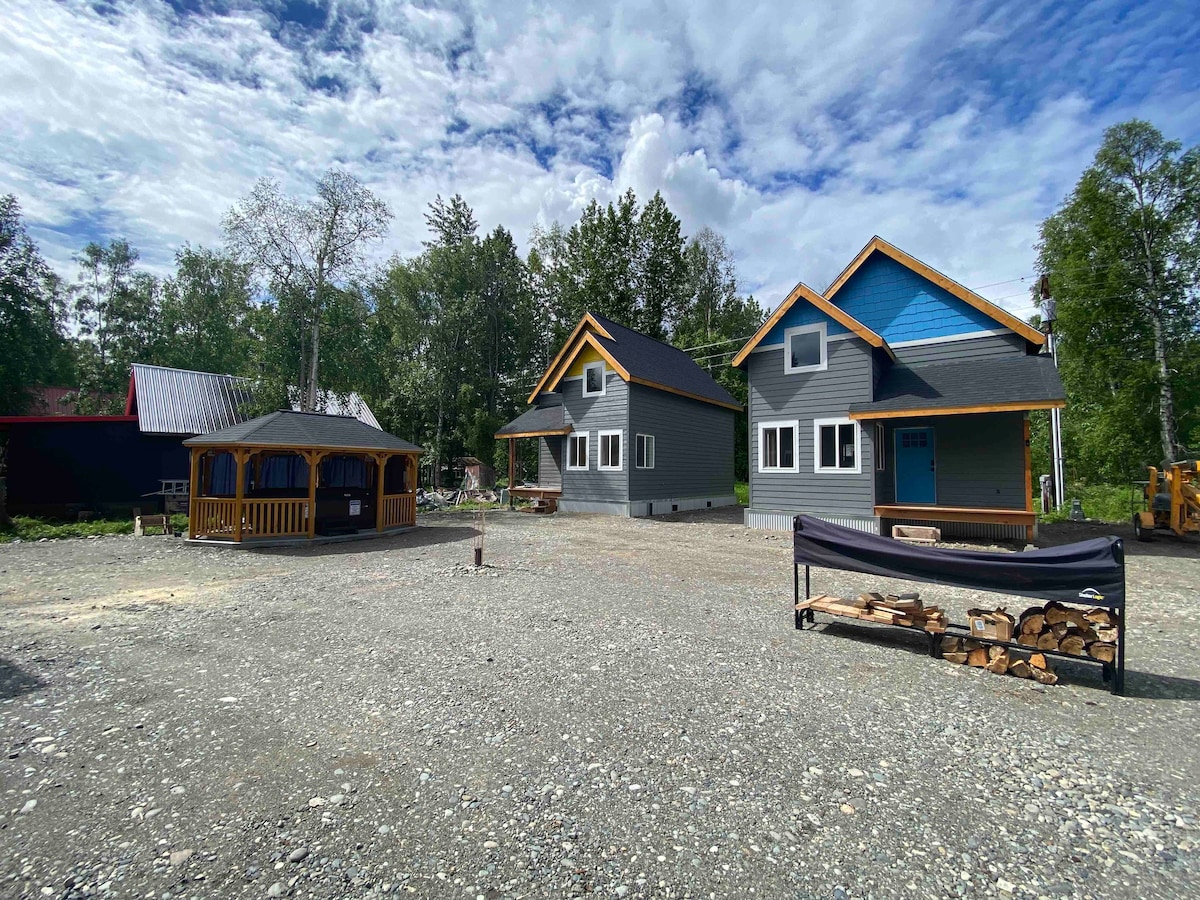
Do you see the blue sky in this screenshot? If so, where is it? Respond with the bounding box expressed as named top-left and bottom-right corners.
top-left (2, 0), bottom-right (1198, 319)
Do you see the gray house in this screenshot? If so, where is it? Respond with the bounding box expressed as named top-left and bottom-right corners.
top-left (732, 237), bottom-right (1065, 541)
top-left (496, 313), bottom-right (740, 516)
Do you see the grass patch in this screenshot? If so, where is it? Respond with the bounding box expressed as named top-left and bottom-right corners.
top-left (1039, 483), bottom-right (1136, 524)
top-left (0, 513), bottom-right (189, 543)
top-left (735, 482), bottom-right (749, 506)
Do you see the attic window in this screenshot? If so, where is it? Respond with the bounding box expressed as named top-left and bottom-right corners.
top-left (583, 361), bottom-right (606, 396)
top-left (784, 323), bottom-right (827, 374)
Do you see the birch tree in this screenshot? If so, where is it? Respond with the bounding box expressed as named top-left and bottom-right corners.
top-left (1037, 120), bottom-right (1200, 472)
top-left (223, 170), bottom-right (392, 411)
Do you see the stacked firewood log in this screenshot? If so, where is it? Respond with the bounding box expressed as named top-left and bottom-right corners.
top-left (940, 636), bottom-right (1060, 684)
top-left (1015, 602), bottom-right (1120, 664)
top-left (941, 603), bottom-right (1120, 685)
top-left (798, 591), bottom-right (948, 633)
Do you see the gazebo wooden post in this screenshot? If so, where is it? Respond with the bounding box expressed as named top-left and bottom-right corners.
top-left (188, 447), bottom-right (201, 539)
top-left (233, 448), bottom-right (247, 543)
top-left (508, 438), bottom-right (516, 509)
top-left (305, 450), bottom-right (320, 540)
top-left (375, 452), bottom-right (388, 532)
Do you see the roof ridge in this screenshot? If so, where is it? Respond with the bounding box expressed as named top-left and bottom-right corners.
top-left (132, 362), bottom-right (243, 380)
top-left (588, 312), bottom-right (692, 355)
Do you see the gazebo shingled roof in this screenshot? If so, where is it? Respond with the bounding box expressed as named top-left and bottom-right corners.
top-left (183, 410), bottom-right (422, 452)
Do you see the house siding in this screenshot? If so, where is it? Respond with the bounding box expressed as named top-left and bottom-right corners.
top-left (875, 413), bottom-right (1026, 509)
top-left (560, 371), bottom-right (629, 502)
top-left (538, 436), bottom-right (563, 487)
top-left (627, 384), bottom-right (734, 502)
top-left (832, 254), bottom-right (1002, 343)
top-left (891, 332), bottom-right (1029, 366)
top-left (747, 340), bottom-right (875, 516)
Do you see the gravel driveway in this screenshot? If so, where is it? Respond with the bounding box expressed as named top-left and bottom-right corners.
top-left (1, 510), bottom-right (1198, 900)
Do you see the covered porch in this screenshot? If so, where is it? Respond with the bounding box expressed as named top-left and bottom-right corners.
top-left (850, 356), bottom-right (1065, 542)
top-left (184, 411), bottom-right (423, 544)
top-left (494, 401), bottom-right (571, 511)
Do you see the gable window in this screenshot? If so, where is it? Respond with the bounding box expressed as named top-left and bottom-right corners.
top-left (814, 418), bottom-right (861, 474)
top-left (758, 421), bottom-right (799, 473)
top-left (598, 430), bottom-right (622, 470)
top-left (875, 423), bottom-right (886, 472)
top-left (784, 323), bottom-right (827, 374)
top-left (583, 361), bottom-right (606, 397)
top-left (635, 434), bottom-right (655, 469)
top-left (567, 432), bottom-right (589, 470)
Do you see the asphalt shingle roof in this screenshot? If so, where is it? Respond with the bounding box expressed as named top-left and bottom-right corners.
top-left (587, 313), bottom-right (739, 409)
top-left (495, 402), bottom-right (569, 437)
top-left (183, 410), bottom-right (423, 452)
top-left (849, 354), bottom-right (1065, 415)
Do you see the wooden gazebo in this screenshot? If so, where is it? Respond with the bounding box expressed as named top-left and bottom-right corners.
top-left (184, 410), bottom-right (423, 543)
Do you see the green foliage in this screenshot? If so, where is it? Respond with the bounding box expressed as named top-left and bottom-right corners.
top-left (0, 513), bottom-right (190, 542)
top-left (735, 481), bottom-right (749, 506)
top-left (1038, 483), bottom-right (1134, 524)
top-left (159, 245), bottom-right (254, 375)
top-left (1037, 120), bottom-right (1200, 481)
top-left (0, 195), bottom-right (70, 414)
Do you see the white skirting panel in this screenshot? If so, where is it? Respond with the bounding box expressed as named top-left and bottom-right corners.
top-left (745, 508), bottom-right (881, 534)
top-left (634, 495), bottom-right (738, 517)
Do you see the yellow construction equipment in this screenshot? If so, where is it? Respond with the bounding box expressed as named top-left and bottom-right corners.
top-left (1133, 460), bottom-right (1200, 541)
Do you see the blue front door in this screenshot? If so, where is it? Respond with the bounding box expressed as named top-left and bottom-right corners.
top-left (895, 427), bottom-right (936, 504)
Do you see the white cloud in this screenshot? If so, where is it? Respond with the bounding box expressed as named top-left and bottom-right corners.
top-left (0, 0), bottom-right (1196, 325)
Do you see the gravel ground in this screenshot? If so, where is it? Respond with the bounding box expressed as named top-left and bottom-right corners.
top-left (1, 509), bottom-right (1198, 900)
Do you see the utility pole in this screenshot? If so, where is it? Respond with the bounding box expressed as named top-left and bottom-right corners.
top-left (1040, 276), bottom-right (1066, 510)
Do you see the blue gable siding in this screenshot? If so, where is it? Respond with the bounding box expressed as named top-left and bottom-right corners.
top-left (760, 296), bottom-right (850, 347)
top-left (831, 253), bottom-right (1000, 343)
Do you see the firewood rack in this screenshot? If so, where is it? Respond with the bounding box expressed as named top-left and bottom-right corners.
top-left (791, 516), bottom-right (1126, 695)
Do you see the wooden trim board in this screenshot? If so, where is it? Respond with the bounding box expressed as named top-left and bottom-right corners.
top-left (824, 236), bottom-right (1046, 346)
top-left (849, 399), bottom-right (1065, 420)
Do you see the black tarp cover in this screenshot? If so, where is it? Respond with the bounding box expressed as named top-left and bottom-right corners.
top-left (794, 515), bottom-right (1125, 609)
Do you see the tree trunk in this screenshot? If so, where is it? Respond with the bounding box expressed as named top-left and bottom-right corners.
top-left (1135, 179), bottom-right (1179, 464)
top-left (306, 314), bottom-right (321, 413)
top-left (1149, 308), bottom-right (1179, 463)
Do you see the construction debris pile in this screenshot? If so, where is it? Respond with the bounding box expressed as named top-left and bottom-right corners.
top-left (798, 592), bottom-right (948, 633)
top-left (417, 488), bottom-right (501, 509)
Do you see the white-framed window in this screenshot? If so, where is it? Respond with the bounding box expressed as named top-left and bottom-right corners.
top-left (598, 430), bottom-right (623, 470)
top-left (875, 422), bottom-right (886, 472)
top-left (758, 420), bottom-right (799, 473)
top-left (814, 418), bottom-right (861, 474)
top-left (784, 322), bottom-right (827, 374)
top-left (582, 361), bottom-right (606, 397)
top-left (635, 433), bottom-right (655, 469)
top-left (567, 432), bottom-right (590, 470)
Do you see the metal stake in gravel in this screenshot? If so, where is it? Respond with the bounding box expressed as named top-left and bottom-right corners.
top-left (473, 507), bottom-right (485, 567)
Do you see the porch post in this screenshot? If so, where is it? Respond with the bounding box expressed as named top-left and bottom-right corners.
top-left (233, 448), bottom-right (246, 543)
top-left (1023, 415), bottom-right (1034, 543)
top-left (188, 447), bottom-right (200, 539)
top-left (508, 438), bottom-right (516, 509)
top-left (376, 453), bottom-right (387, 532)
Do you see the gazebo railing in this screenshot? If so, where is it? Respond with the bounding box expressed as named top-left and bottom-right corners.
top-left (193, 498), bottom-right (238, 536)
top-left (382, 493), bottom-right (416, 528)
top-left (243, 498), bottom-right (309, 537)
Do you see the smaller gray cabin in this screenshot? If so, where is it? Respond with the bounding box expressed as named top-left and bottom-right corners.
top-left (496, 313), bottom-right (740, 516)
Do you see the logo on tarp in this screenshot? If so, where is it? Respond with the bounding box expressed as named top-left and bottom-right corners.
top-left (1077, 587), bottom-right (1104, 601)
